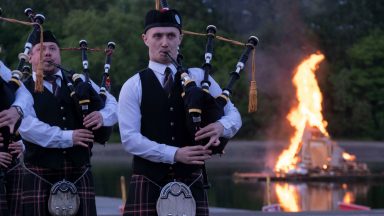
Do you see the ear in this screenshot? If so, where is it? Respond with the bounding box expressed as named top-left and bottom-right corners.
top-left (142, 33), bottom-right (149, 46)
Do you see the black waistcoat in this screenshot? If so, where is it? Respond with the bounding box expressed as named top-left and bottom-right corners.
top-left (133, 68), bottom-right (200, 181)
top-left (23, 76), bottom-right (90, 169)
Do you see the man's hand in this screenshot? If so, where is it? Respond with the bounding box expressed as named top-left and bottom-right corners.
top-left (0, 152), bottom-right (12, 168)
top-left (0, 107), bottom-right (21, 133)
top-left (72, 129), bottom-right (94, 148)
top-left (83, 111), bottom-right (103, 130)
top-left (195, 122), bottom-right (224, 150)
top-left (174, 145), bottom-right (212, 165)
top-left (9, 141), bottom-right (24, 158)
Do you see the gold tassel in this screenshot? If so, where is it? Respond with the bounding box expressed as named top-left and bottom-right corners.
top-left (34, 28), bottom-right (44, 92)
top-left (248, 81), bottom-right (257, 113)
top-left (248, 49), bottom-right (257, 113)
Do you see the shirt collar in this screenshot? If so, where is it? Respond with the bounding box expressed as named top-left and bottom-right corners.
top-left (148, 60), bottom-right (176, 75)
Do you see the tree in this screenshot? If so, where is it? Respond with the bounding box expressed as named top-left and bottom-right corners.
top-left (343, 30), bottom-right (384, 138)
top-left (305, 0), bottom-right (384, 139)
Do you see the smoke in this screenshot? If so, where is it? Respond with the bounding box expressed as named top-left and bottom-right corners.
top-left (208, 0), bottom-right (323, 168)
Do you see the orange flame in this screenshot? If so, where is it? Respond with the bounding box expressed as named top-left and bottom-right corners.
top-left (275, 183), bottom-right (300, 212)
top-left (343, 191), bottom-right (355, 204)
top-left (275, 53), bottom-right (326, 172)
top-left (342, 152), bottom-right (356, 161)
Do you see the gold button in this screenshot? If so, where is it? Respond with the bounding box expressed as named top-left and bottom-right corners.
top-left (62, 117), bottom-right (66, 120)
top-left (63, 151), bottom-right (66, 154)
top-left (170, 107), bottom-right (174, 111)
top-left (171, 137), bottom-right (175, 141)
top-left (60, 106), bottom-right (64, 110)
top-left (170, 122), bottom-right (174, 126)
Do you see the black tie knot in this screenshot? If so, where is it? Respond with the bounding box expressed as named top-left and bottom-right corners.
top-left (44, 75), bottom-right (60, 96)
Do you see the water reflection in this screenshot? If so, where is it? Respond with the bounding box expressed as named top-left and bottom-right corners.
top-left (92, 162), bottom-right (384, 211)
top-left (274, 182), bottom-right (368, 211)
top-left (275, 183), bottom-right (300, 211)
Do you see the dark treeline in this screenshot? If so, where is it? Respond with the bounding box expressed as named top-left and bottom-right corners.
top-left (1, 0), bottom-right (383, 140)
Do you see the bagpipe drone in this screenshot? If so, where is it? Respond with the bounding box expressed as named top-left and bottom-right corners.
top-left (48, 40), bottom-right (116, 145)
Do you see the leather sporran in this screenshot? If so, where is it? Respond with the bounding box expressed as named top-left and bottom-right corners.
top-left (156, 181), bottom-right (196, 216)
top-left (48, 179), bottom-right (80, 216)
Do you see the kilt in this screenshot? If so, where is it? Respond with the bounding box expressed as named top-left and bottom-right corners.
top-left (0, 176), bottom-right (9, 216)
top-left (5, 161), bottom-right (23, 216)
top-left (22, 161), bottom-right (97, 216)
top-left (123, 172), bottom-right (209, 216)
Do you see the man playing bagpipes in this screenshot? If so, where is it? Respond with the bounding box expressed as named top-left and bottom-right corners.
top-left (18, 30), bottom-right (118, 216)
top-left (118, 6), bottom-right (242, 216)
top-left (1, 60), bottom-right (33, 216)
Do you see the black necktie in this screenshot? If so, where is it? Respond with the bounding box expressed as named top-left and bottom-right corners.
top-left (44, 75), bottom-right (60, 96)
top-left (163, 67), bottom-right (173, 95)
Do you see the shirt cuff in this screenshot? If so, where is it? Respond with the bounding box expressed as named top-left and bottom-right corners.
top-left (99, 110), bottom-right (107, 123)
top-left (11, 102), bottom-right (24, 114)
top-left (61, 130), bottom-right (74, 148)
top-left (163, 145), bottom-right (178, 164)
top-left (218, 119), bottom-right (231, 138)
top-left (99, 109), bottom-right (115, 126)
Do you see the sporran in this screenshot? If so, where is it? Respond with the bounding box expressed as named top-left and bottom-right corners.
top-left (48, 179), bottom-right (80, 216)
top-left (156, 181), bottom-right (196, 216)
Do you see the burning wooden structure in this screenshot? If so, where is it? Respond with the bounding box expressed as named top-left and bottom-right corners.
top-left (273, 52), bottom-right (369, 177)
top-left (276, 124), bottom-right (369, 177)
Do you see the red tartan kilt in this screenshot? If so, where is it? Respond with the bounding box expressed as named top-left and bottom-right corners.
top-left (5, 162), bottom-right (24, 216)
top-left (0, 177), bottom-right (9, 216)
top-left (123, 172), bottom-right (209, 216)
top-left (22, 162), bottom-right (97, 216)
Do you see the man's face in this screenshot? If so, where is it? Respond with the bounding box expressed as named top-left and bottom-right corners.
top-left (29, 42), bottom-right (61, 76)
top-left (142, 27), bottom-right (182, 64)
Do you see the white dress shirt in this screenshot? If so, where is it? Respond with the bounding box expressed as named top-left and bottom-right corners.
top-left (118, 60), bottom-right (242, 164)
top-left (19, 70), bottom-right (118, 148)
top-left (0, 60), bottom-right (34, 116)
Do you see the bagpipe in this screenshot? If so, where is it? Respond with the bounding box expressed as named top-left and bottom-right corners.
top-left (156, 0), bottom-right (259, 155)
top-left (0, 8), bottom-right (44, 159)
top-left (48, 40), bottom-right (116, 145)
top-left (167, 28), bottom-right (258, 155)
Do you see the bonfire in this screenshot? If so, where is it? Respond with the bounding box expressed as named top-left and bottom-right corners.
top-left (274, 52), bottom-right (369, 176)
